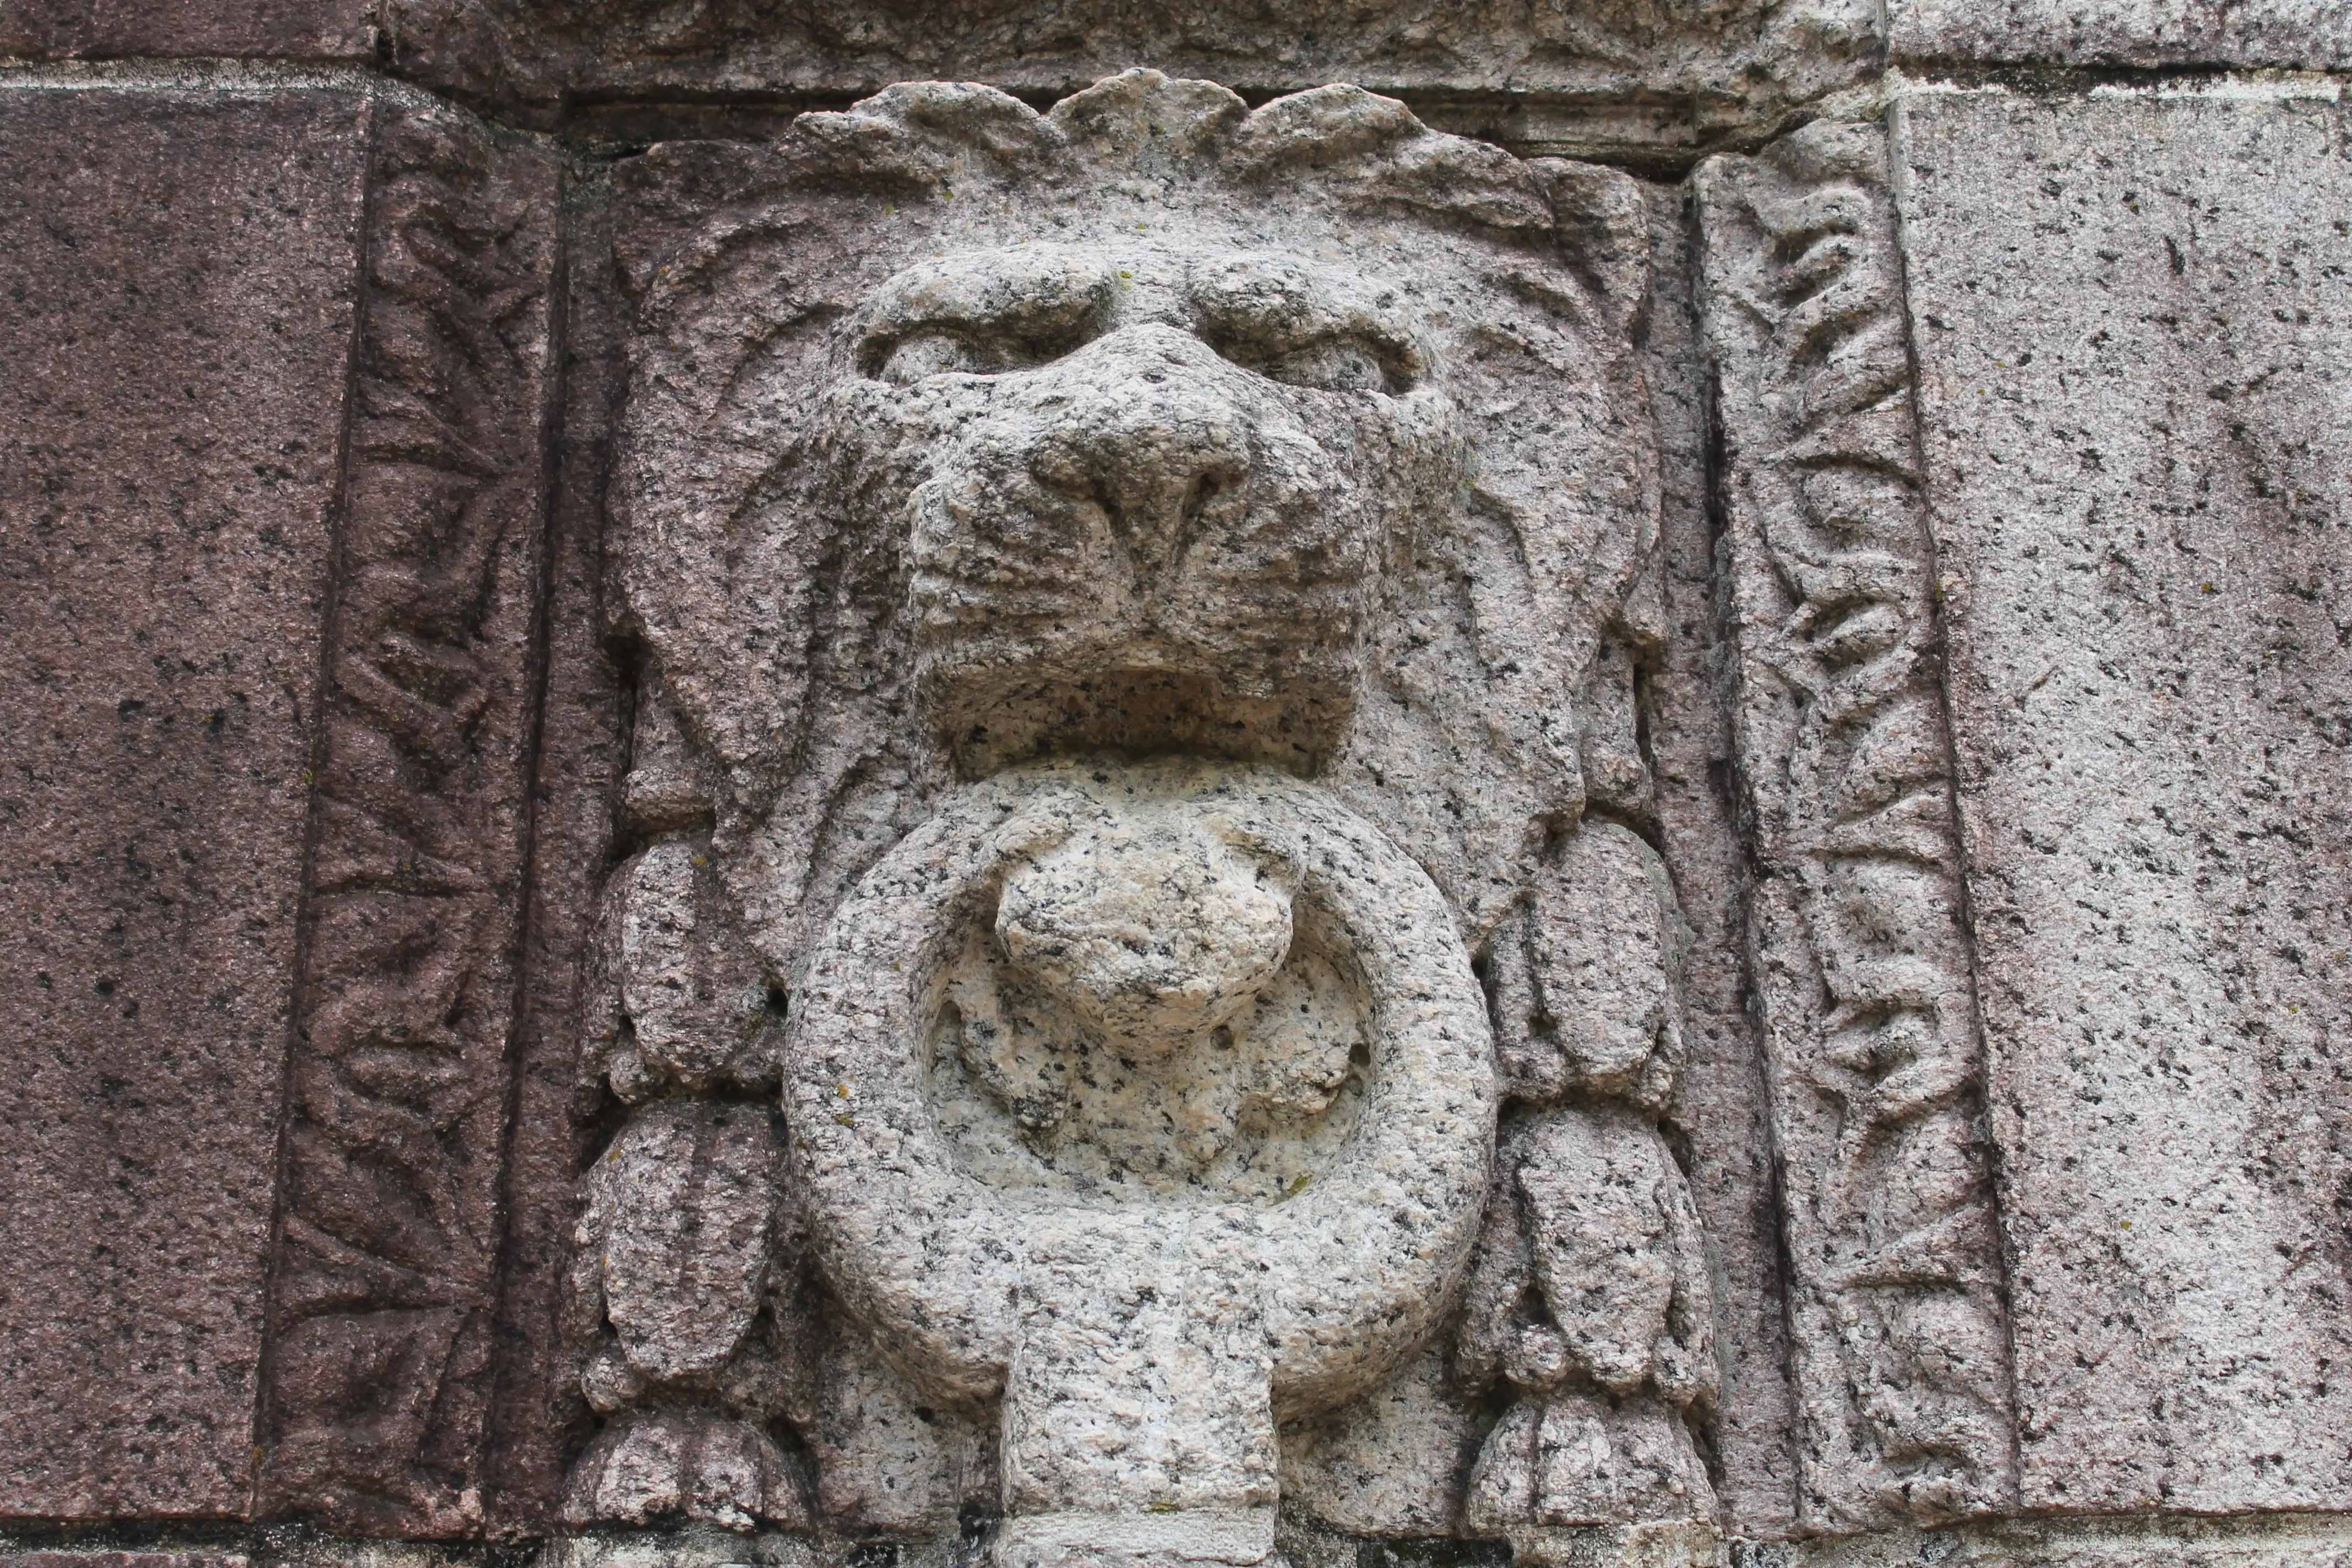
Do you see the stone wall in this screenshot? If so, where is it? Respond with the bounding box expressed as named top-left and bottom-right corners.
top-left (1, 5), bottom-right (2347, 1566)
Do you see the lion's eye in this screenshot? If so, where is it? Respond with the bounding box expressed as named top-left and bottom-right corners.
top-left (1255, 337), bottom-right (1397, 394)
top-left (1208, 330), bottom-right (1412, 395)
top-left (875, 331), bottom-right (992, 384)
top-left (868, 324), bottom-right (1102, 384)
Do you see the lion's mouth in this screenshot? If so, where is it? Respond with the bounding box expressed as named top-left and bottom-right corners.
top-left (906, 462), bottom-right (1372, 779)
top-left (920, 662), bottom-right (1354, 783)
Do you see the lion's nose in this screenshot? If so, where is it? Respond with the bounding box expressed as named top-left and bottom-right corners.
top-left (1025, 327), bottom-right (1255, 587)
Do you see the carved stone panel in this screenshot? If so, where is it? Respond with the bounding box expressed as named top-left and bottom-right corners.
top-left (16, 25), bottom-right (2352, 1568)
top-left (584, 67), bottom-right (1711, 1557)
top-left (1694, 120), bottom-right (2019, 1533)
top-left (254, 102), bottom-right (563, 1534)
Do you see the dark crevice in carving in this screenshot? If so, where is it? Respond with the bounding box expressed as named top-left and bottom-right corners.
top-left (1696, 181), bottom-right (1801, 1510)
top-left (475, 141), bottom-right (579, 1531)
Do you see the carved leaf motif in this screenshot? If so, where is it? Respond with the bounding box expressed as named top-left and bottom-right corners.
top-left (258, 101), bottom-right (558, 1533)
top-left (1518, 1110), bottom-right (1714, 1404)
top-left (563, 1411), bottom-right (810, 1531)
top-left (1455, 1108), bottom-right (1714, 1428)
top-left (1696, 118), bottom-right (2018, 1529)
top-left (1466, 1389), bottom-right (1716, 1532)
top-left (591, 1101), bottom-right (782, 1384)
top-left (607, 841), bottom-right (780, 1093)
top-left (1496, 820), bottom-right (1690, 1110)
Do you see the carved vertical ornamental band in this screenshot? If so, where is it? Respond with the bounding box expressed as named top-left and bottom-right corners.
top-left (257, 102), bottom-right (562, 1533)
top-left (1692, 121), bottom-right (2018, 1530)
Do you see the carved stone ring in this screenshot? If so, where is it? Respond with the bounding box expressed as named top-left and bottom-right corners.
top-left (786, 758), bottom-right (1497, 1564)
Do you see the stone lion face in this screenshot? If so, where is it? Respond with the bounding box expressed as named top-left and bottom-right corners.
top-left (619, 74), bottom-right (1656, 955)
top-left (814, 238), bottom-right (1467, 776)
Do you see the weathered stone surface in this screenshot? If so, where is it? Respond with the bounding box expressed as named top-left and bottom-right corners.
top-left (1469, 1389), bottom-right (1713, 1535)
top-left (540, 1533), bottom-right (823, 1568)
top-left (995, 813), bottom-right (1293, 1055)
top-left (612, 70), bottom-right (1663, 968)
top-left (0, 1555), bottom-right (249, 1568)
top-left (1758, 1511), bottom-right (2352, 1567)
top-left (0, 85), bottom-right (368, 1518)
top-left (1892, 84), bottom-right (2352, 1515)
top-left (1694, 119), bottom-right (2017, 1533)
top-left (254, 100), bottom-right (562, 1536)
top-left (1461, 1110), bottom-right (1714, 1411)
top-left (383, 0), bottom-right (1876, 164)
top-left (0, 0), bottom-right (374, 59)
top-left (1277, 1345), bottom-right (1484, 1537)
top-left (1885, 0), bottom-right (2352, 68)
top-left (781, 1304), bottom-right (992, 1536)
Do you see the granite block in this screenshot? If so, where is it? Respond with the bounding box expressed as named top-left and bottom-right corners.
top-left (1895, 84), bottom-right (2352, 1514)
top-left (1886, 0), bottom-right (2352, 69)
top-left (0, 86), bottom-right (369, 1517)
top-left (0, 0), bottom-right (374, 61)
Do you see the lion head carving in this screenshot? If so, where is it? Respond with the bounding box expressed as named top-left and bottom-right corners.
top-left (616, 68), bottom-right (1661, 968)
